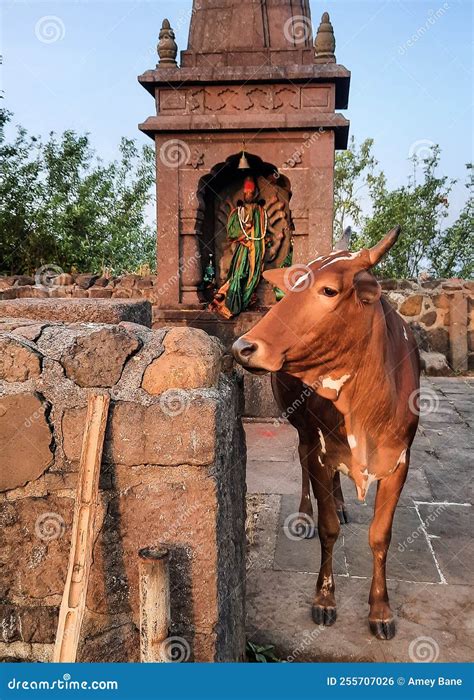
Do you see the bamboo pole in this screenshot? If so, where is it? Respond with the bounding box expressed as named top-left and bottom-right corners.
top-left (138, 547), bottom-right (171, 663)
top-left (53, 392), bottom-right (110, 662)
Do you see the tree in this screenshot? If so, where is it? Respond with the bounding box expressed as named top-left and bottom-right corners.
top-left (356, 147), bottom-right (455, 278)
top-left (0, 112), bottom-right (156, 275)
top-left (333, 136), bottom-right (384, 240)
top-left (334, 138), bottom-right (472, 279)
top-left (430, 164), bottom-right (473, 279)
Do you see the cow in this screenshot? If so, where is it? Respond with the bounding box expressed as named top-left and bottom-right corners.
top-left (232, 227), bottom-right (420, 640)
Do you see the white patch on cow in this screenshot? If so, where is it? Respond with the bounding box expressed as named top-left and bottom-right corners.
top-left (320, 575), bottom-right (333, 594)
top-left (337, 462), bottom-right (349, 476)
top-left (391, 448), bottom-right (407, 473)
top-left (403, 327), bottom-right (408, 341)
top-left (321, 373), bottom-right (351, 397)
top-left (362, 468), bottom-right (377, 493)
top-left (308, 255), bottom-right (325, 265)
top-left (347, 434), bottom-right (357, 449)
top-left (317, 455), bottom-right (323, 466)
top-left (291, 272), bottom-right (311, 290)
top-left (319, 251), bottom-right (360, 270)
top-left (318, 428), bottom-right (326, 454)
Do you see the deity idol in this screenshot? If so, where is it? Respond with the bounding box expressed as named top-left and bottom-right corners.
top-left (211, 176), bottom-right (269, 319)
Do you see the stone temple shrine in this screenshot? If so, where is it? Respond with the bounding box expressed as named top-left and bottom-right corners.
top-left (138, 0), bottom-right (351, 409)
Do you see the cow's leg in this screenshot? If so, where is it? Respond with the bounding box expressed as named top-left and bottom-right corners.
top-left (368, 455), bottom-right (409, 640)
top-left (310, 458), bottom-right (340, 625)
top-left (295, 440), bottom-right (316, 539)
top-left (333, 472), bottom-right (349, 524)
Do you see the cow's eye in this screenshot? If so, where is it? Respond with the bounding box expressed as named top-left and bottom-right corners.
top-left (322, 287), bottom-right (338, 297)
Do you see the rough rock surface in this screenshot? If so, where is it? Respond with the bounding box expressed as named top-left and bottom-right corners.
top-left (420, 350), bottom-right (453, 376)
top-left (0, 319), bottom-right (246, 663)
top-left (0, 393), bottom-right (53, 491)
top-left (0, 335), bottom-right (42, 382)
top-left (142, 327), bottom-right (222, 394)
top-left (0, 299), bottom-right (152, 327)
top-left (62, 327), bottom-right (140, 387)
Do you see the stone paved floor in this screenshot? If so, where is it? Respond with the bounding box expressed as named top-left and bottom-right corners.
top-left (245, 377), bottom-right (473, 662)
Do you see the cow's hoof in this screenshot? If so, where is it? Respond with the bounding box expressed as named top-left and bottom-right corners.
top-left (312, 604), bottom-right (337, 626)
top-left (336, 506), bottom-right (349, 524)
top-left (369, 618), bottom-right (395, 640)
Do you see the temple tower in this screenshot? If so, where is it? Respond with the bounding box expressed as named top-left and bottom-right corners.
top-left (138, 0), bottom-right (350, 326)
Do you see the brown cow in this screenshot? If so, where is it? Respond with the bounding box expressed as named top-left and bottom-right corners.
top-left (233, 227), bottom-right (420, 639)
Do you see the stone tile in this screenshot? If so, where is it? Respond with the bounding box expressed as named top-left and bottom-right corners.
top-left (414, 503), bottom-right (473, 586)
top-left (246, 569), bottom-right (473, 662)
top-left (245, 380), bottom-right (473, 662)
top-left (246, 494), bottom-right (281, 571)
top-left (343, 506), bottom-right (442, 584)
top-left (244, 421), bottom-right (298, 462)
top-left (430, 378), bottom-right (474, 394)
top-left (246, 459), bottom-right (301, 495)
top-left (273, 495), bottom-right (347, 576)
top-left (417, 503), bottom-right (473, 535)
top-left (429, 537), bottom-right (474, 586)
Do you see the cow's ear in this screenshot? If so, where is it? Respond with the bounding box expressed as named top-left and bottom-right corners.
top-left (353, 270), bottom-right (381, 304)
top-left (367, 226), bottom-right (401, 266)
top-left (262, 266), bottom-right (310, 292)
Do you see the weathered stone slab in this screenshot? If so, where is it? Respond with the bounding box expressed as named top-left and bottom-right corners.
top-left (62, 327), bottom-right (140, 387)
top-left (0, 394), bottom-right (53, 491)
top-left (142, 327), bottom-right (222, 394)
top-left (0, 299), bottom-right (152, 327)
top-left (0, 335), bottom-right (42, 382)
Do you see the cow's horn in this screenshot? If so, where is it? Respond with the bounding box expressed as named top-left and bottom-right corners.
top-left (368, 226), bottom-right (401, 266)
top-left (334, 226), bottom-right (352, 251)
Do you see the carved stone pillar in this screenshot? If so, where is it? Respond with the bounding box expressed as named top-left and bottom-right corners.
top-left (180, 231), bottom-right (202, 305)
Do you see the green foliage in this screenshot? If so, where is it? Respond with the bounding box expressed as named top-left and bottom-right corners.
top-left (0, 111), bottom-right (156, 275)
top-left (429, 164), bottom-right (474, 279)
top-left (334, 139), bottom-right (473, 279)
top-left (246, 640), bottom-right (280, 663)
top-left (333, 136), bottom-right (384, 236)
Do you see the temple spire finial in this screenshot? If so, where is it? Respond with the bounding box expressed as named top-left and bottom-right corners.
top-left (157, 18), bottom-right (178, 67)
top-left (314, 11), bottom-right (336, 64)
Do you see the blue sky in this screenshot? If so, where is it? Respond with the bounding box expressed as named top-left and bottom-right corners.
top-left (1, 0), bottom-right (473, 221)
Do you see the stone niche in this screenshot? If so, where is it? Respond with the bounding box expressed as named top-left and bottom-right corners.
top-left (0, 318), bottom-right (246, 662)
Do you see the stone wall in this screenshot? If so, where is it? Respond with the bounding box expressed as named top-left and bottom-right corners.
top-left (379, 278), bottom-right (473, 373)
top-left (0, 319), bottom-right (246, 662)
top-left (0, 274), bottom-right (472, 374)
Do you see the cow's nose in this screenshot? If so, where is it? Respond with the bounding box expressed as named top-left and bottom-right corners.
top-left (232, 337), bottom-right (258, 365)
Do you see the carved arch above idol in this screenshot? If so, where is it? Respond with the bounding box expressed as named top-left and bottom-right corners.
top-left (195, 152), bottom-right (294, 318)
